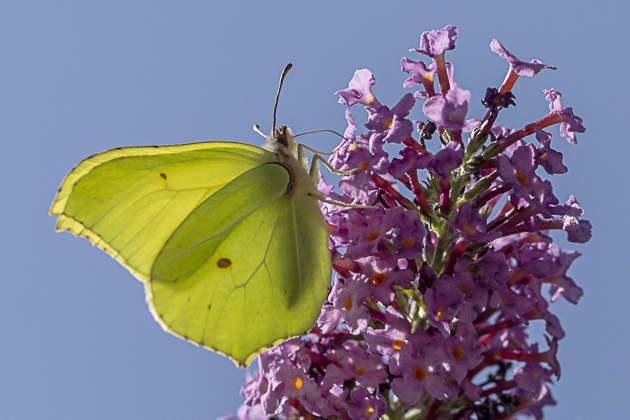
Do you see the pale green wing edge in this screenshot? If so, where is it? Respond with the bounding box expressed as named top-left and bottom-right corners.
top-left (147, 163), bottom-right (331, 367)
top-left (51, 141), bottom-right (276, 282)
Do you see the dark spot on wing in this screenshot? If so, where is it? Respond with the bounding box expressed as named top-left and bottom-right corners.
top-left (160, 173), bottom-right (167, 180)
top-left (217, 258), bottom-right (232, 268)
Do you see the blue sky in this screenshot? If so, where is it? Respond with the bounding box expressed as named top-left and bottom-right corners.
top-left (1, 1), bottom-right (626, 419)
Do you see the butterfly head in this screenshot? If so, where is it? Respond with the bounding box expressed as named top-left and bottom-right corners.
top-left (271, 125), bottom-right (297, 155)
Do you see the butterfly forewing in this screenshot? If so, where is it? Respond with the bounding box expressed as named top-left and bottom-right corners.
top-left (51, 142), bottom-right (276, 281)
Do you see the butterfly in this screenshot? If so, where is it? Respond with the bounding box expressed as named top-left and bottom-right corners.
top-left (50, 64), bottom-right (335, 367)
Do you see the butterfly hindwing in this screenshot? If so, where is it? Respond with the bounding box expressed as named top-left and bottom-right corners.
top-left (149, 163), bottom-right (331, 366)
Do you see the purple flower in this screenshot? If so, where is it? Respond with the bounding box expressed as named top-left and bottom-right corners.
top-left (317, 277), bottom-right (371, 334)
top-left (515, 363), bottom-right (554, 402)
top-left (442, 322), bottom-right (485, 383)
top-left (562, 215), bottom-right (593, 244)
top-left (365, 93), bottom-right (416, 145)
top-left (544, 89), bottom-right (586, 144)
top-left (329, 342), bottom-right (388, 391)
top-left (412, 25), bottom-right (458, 58)
top-left (540, 245), bottom-right (583, 304)
top-left (364, 306), bottom-right (412, 357)
top-left (535, 128), bottom-right (567, 175)
top-left (424, 282), bottom-right (465, 337)
top-left (490, 39), bottom-right (556, 77)
top-left (389, 146), bottom-right (431, 178)
top-left (269, 361), bottom-right (320, 408)
top-left (461, 378), bottom-right (482, 401)
top-left (344, 208), bottom-right (391, 259)
top-left (527, 278), bottom-right (565, 340)
top-left (388, 207), bottom-right (427, 259)
top-left (511, 385), bottom-right (557, 420)
top-left (489, 283), bottom-right (535, 323)
top-left (427, 141), bottom-right (464, 180)
top-left (401, 57), bottom-right (436, 98)
top-left (336, 69), bottom-right (379, 107)
top-left (389, 342), bottom-right (452, 404)
top-left (442, 257), bottom-right (489, 322)
top-left (343, 388), bottom-right (387, 420)
top-left (497, 144), bottom-right (546, 205)
top-left (422, 85), bottom-right (471, 131)
top-left (401, 58), bottom-right (436, 86)
top-left (357, 256), bottom-right (414, 305)
top-left (309, 367), bottom-right (349, 417)
top-left (475, 250), bottom-right (512, 291)
top-left (449, 201), bottom-right (501, 243)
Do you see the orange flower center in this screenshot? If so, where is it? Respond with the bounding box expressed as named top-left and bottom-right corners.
top-left (393, 339), bottom-right (404, 350)
top-left (453, 346), bottom-right (465, 360)
top-left (414, 366), bottom-right (427, 380)
top-left (402, 237), bottom-right (415, 247)
top-left (437, 308), bottom-right (445, 320)
top-left (343, 298), bottom-right (353, 311)
top-left (366, 230), bottom-right (381, 241)
top-left (371, 272), bottom-right (387, 285)
top-left (354, 366), bottom-right (367, 374)
top-left (516, 171), bottom-right (529, 186)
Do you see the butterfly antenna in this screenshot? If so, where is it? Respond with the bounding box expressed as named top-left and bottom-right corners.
top-left (272, 63), bottom-right (293, 135)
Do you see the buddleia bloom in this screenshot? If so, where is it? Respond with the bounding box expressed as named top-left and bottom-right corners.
top-left (223, 24), bottom-right (590, 420)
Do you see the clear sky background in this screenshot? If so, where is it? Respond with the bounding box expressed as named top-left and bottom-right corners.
top-left (1, 1), bottom-right (626, 419)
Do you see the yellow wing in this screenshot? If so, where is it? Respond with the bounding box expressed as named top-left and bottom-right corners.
top-left (51, 141), bottom-right (277, 281)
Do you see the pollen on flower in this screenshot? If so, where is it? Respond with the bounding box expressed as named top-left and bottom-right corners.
top-left (402, 237), bottom-right (415, 247)
top-left (453, 346), bottom-right (465, 360)
top-left (384, 118), bottom-right (393, 129)
top-left (365, 407), bottom-right (375, 417)
top-left (293, 377), bottom-right (303, 390)
top-left (372, 272), bottom-right (387, 285)
top-left (393, 339), bottom-right (404, 350)
top-left (516, 170), bottom-right (529, 186)
top-left (458, 286), bottom-right (470, 299)
top-left (464, 226), bottom-right (476, 236)
top-left (437, 308), bottom-right (445, 320)
top-left (349, 142), bottom-right (360, 152)
top-left (501, 295), bottom-right (510, 305)
top-left (366, 230), bottom-right (381, 241)
top-left (360, 161), bottom-right (370, 172)
top-left (449, 112), bottom-right (459, 123)
top-left (540, 152), bottom-right (548, 161)
top-left (354, 366), bottom-right (368, 374)
top-left (414, 366), bottom-right (427, 381)
top-left (343, 297), bottom-right (353, 311)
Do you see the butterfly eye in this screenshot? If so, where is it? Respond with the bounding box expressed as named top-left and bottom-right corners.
top-left (275, 135), bottom-right (289, 149)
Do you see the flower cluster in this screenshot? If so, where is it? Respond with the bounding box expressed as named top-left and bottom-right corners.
top-left (222, 25), bottom-right (590, 420)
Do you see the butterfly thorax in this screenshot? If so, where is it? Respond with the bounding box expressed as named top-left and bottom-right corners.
top-left (263, 125), bottom-right (318, 199)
